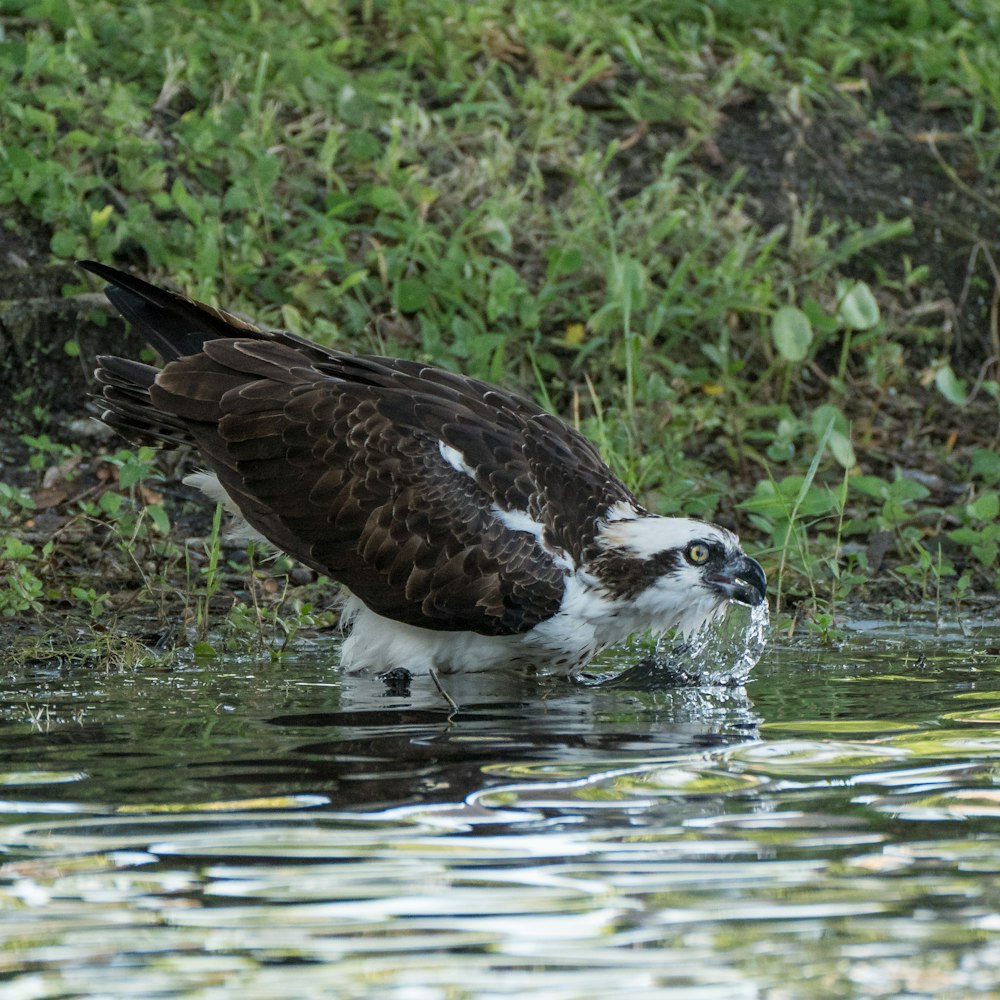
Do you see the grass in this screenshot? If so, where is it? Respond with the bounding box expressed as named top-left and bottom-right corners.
top-left (1, 0), bottom-right (998, 645)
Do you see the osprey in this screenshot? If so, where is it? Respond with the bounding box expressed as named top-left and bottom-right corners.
top-left (81, 261), bottom-right (766, 676)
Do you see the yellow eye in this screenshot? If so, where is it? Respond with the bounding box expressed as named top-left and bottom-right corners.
top-left (687, 543), bottom-right (710, 564)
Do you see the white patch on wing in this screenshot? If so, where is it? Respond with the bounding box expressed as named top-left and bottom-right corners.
top-left (493, 505), bottom-right (545, 542)
top-left (437, 440), bottom-right (477, 479)
top-left (491, 505), bottom-right (575, 570)
top-left (599, 514), bottom-right (737, 559)
top-left (183, 470), bottom-right (271, 546)
top-left (603, 499), bottom-right (643, 522)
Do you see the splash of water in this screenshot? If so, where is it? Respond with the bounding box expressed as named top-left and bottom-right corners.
top-left (601, 600), bottom-right (770, 690)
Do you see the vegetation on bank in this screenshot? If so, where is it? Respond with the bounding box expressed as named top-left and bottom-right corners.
top-left (1, 0), bottom-right (998, 657)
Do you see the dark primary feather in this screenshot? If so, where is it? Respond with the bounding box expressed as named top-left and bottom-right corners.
top-left (84, 262), bottom-right (641, 635)
top-left (79, 260), bottom-right (266, 361)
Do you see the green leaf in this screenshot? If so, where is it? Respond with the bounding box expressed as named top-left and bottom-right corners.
top-left (948, 527), bottom-right (982, 546)
top-left (889, 478), bottom-right (929, 502)
top-left (547, 246), bottom-right (584, 279)
top-left (829, 429), bottom-right (856, 469)
top-left (367, 185), bottom-right (403, 213)
top-left (934, 364), bottom-right (967, 406)
top-left (344, 130), bottom-right (380, 162)
top-left (147, 505), bottom-right (171, 534)
top-left (2, 537), bottom-right (34, 560)
top-left (50, 230), bottom-right (78, 258)
top-left (772, 306), bottom-right (813, 362)
top-left (851, 474), bottom-right (890, 499)
top-left (117, 461), bottom-right (143, 489)
top-left (480, 216), bottom-right (512, 253)
top-left (974, 540), bottom-right (998, 566)
top-left (811, 405), bottom-right (854, 468)
top-left (609, 256), bottom-right (647, 311)
top-left (802, 296), bottom-right (841, 334)
top-left (970, 492), bottom-right (999, 522)
top-left (836, 280), bottom-right (880, 330)
top-left (170, 178), bottom-right (203, 225)
top-left (99, 491), bottom-right (122, 515)
top-left (971, 449), bottom-right (1000, 485)
top-left (396, 277), bottom-right (430, 313)
top-left (811, 403), bottom-right (848, 436)
top-left (89, 203), bottom-right (114, 236)
top-left (487, 264), bottom-right (524, 322)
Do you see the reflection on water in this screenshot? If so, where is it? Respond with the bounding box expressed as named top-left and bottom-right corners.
top-left (2, 615), bottom-right (1000, 997)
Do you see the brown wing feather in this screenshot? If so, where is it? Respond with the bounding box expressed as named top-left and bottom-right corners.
top-left (154, 345), bottom-right (568, 633)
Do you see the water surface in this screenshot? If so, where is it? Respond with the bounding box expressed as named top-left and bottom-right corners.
top-left (2, 615), bottom-right (1000, 998)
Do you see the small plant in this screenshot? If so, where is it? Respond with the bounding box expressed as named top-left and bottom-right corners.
top-left (20, 433), bottom-right (81, 472)
top-left (0, 483), bottom-right (36, 522)
top-left (742, 418), bottom-right (845, 612)
top-left (771, 277), bottom-right (885, 398)
top-left (190, 502), bottom-right (226, 649)
top-left (0, 486), bottom-right (49, 617)
top-left (0, 537), bottom-right (50, 617)
top-left (70, 585), bottom-right (112, 620)
top-left (947, 490), bottom-right (1000, 573)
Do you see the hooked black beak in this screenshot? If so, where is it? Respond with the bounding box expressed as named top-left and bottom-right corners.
top-left (708, 554), bottom-right (767, 608)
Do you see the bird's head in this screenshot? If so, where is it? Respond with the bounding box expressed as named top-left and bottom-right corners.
top-left (594, 513), bottom-right (767, 636)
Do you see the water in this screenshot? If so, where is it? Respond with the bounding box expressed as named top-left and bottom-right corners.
top-left (2, 613), bottom-right (1000, 998)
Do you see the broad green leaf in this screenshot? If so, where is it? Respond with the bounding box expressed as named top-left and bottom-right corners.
top-left (836, 280), bottom-right (880, 330)
top-left (147, 504), bottom-right (171, 534)
top-left (772, 306), bottom-right (812, 362)
top-left (970, 492), bottom-right (999, 522)
top-left (889, 478), bottom-right (930, 502)
top-left (852, 474), bottom-right (891, 499)
top-left (50, 230), bottom-right (77, 258)
top-left (971, 449), bottom-right (1000, 485)
top-left (481, 217), bottom-right (512, 253)
top-left (2, 538), bottom-right (34, 560)
top-left (99, 491), bottom-right (122, 515)
top-left (367, 185), bottom-right (403, 213)
top-left (344, 129), bottom-right (380, 162)
top-left (948, 527), bottom-right (981, 546)
top-left (170, 178), bottom-right (202, 224)
top-left (609, 256), bottom-right (647, 310)
top-left (811, 405), bottom-right (855, 468)
top-left (802, 296), bottom-right (841, 334)
top-left (935, 364), bottom-right (967, 406)
top-left (829, 429), bottom-right (857, 469)
top-left (811, 403), bottom-right (848, 436)
top-left (487, 264), bottom-right (523, 322)
top-left (547, 246), bottom-right (584, 278)
top-left (396, 277), bottom-right (430, 313)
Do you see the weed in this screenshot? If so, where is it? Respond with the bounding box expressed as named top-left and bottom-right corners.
top-left (190, 503), bottom-right (225, 646)
top-left (7, 629), bottom-right (160, 673)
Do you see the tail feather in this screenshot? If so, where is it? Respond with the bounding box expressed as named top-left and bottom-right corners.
top-left (79, 261), bottom-right (329, 451)
top-left (94, 355), bottom-right (192, 447)
top-left (78, 260), bottom-right (262, 361)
